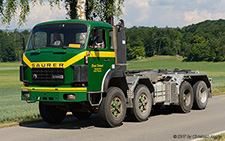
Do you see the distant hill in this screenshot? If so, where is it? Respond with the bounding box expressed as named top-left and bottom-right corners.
top-left (182, 19), bottom-right (225, 34)
top-left (126, 19), bottom-right (225, 62)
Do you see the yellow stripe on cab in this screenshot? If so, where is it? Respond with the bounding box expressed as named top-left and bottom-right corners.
top-left (23, 51), bottom-right (115, 69)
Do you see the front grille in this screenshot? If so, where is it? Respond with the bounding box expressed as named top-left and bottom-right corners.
top-left (32, 68), bottom-right (64, 83)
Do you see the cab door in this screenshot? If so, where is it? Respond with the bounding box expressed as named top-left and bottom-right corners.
top-left (87, 28), bottom-right (115, 91)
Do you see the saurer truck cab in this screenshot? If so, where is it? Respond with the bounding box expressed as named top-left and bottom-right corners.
top-left (20, 20), bottom-right (212, 127)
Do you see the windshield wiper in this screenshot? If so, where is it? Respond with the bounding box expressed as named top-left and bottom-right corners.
top-left (35, 45), bottom-right (68, 49)
top-left (58, 45), bottom-right (68, 49)
top-left (51, 45), bottom-right (68, 49)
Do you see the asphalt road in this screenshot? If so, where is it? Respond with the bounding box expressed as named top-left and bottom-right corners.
top-left (1, 95), bottom-right (225, 141)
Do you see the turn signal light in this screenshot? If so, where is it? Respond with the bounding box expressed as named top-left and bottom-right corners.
top-left (23, 82), bottom-right (29, 86)
top-left (84, 56), bottom-right (88, 64)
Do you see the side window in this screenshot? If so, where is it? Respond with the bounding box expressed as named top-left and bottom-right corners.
top-left (109, 30), bottom-right (113, 50)
top-left (50, 33), bottom-right (64, 46)
top-left (88, 28), bottom-right (106, 49)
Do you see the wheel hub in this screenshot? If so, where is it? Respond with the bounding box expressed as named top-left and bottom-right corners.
top-left (138, 93), bottom-right (149, 113)
top-left (183, 90), bottom-right (191, 106)
top-left (111, 97), bottom-right (122, 118)
top-left (199, 88), bottom-right (207, 103)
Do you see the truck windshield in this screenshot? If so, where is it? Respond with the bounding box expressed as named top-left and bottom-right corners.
top-left (27, 23), bottom-right (87, 50)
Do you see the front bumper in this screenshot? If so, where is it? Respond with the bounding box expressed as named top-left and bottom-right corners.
top-left (21, 87), bottom-right (87, 102)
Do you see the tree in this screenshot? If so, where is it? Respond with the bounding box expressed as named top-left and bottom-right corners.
top-left (0, 0), bottom-right (124, 27)
top-left (0, 30), bottom-right (17, 62)
top-left (130, 46), bottom-right (146, 59)
top-left (86, 0), bottom-right (124, 22)
top-left (187, 43), bottom-right (210, 61)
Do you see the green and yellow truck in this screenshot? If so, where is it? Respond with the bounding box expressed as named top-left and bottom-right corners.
top-left (20, 19), bottom-right (212, 127)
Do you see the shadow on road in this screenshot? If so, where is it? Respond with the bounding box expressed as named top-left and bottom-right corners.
top-left (20, 106), bottom-right (188, 130)
top-left (20, 114), bottom-right (109, 130)
top-left (151, 105), bottom-right (183, 116)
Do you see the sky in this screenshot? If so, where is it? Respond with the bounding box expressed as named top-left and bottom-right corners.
top-left (1, 0), bottom-right (225, 29)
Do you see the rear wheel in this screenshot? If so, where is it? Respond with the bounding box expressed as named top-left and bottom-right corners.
top-left (98, 87), bottom-right (126, 127)
top-left (39, 102), bottom-right (67, 124)
top-left (131, 84), bottom-right (152, 121)
top-left (193, 81), bottom-right (209, 109)
top-left (179, 81), bottom-right (194, 113)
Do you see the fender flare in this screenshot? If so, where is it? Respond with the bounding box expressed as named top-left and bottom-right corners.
top-left (137, 78), bottom-right (154, 93)
top-left (188, 75), bottom-right (212, 98)
top-left (101, 69), bottom-right (127, 92)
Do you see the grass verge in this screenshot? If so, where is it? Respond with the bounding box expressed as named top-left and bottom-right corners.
top-left (0, 62), bottom-right (40, 127)
top-left (202, 133), bottom-right (225, 141)
top-left (0, 86), bottom-right (40, 125)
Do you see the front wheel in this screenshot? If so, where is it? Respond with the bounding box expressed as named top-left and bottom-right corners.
top-left (131, 84), bottom-right (152, 121)
top-left (39, 102), bottom-right (67, 124)
top-left (179, 81), bottom-right (194, 113)
top-left (193, 81), bottom-right (209, 110)
top-left (98, 87), bottom-right (126, 127)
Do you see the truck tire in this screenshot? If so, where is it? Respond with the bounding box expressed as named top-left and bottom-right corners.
top-left (72, 112), bottom-right (92, 119)
top-left (39, 102), bottom-right (66, 124)
top-left (98, 87), bottom-right (126, 127)
top-left (179, 81), bottom-right (194, 113)
top-left (193, 81), bottom-right (208, 110)
top-left (131, 84), bottom-right (152, 121)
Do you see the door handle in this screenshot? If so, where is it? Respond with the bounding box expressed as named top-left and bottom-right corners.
top-left (104, 59), bottom-right (110, 62)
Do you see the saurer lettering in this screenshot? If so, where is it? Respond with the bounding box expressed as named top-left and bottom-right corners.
top-left (32, 63), bottom-right (64, 68)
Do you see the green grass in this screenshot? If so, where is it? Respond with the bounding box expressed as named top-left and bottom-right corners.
top-left (0, 87), bottom-right (40, 123)
top-left (0, 61), bottom-right (20, 68)
top-left (128, 56), bottom-right (225, 95)
top-left (202, 133), bottom-right (225, 141)
top-left (0, 62), bottom-right (40, 124)
top-left (0, 70), bottom-right (22, 87)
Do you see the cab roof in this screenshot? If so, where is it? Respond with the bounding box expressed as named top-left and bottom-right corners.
top-left (34, 20), bottom-right (113, 29)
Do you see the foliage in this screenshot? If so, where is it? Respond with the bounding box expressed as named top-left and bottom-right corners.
top-left (126, 19), bottom-right (225, 62)
top-left (0, 0), bottom-right (124, 27)
top-left (0, 29), bottom-right (29, 62)
top-left (126, 26), bottom-right (182, 59)
top-left (127, 44), bottom-right (146, 60)
top-left (87, 0), bottom-right (124, 22)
